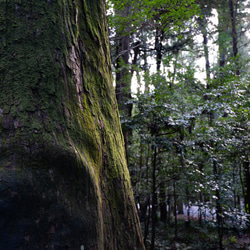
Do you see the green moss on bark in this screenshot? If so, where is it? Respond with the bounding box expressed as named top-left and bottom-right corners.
top-left (0, 0), bottom-right (144, 249)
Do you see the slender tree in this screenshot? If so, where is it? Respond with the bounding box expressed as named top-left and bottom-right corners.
top-left (197, 7), bottom-right (212, 88)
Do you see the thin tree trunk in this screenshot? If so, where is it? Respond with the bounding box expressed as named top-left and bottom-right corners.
top-left (143, 142), bottom-right (151, 245)
top-left (167, 193), bottom-right (172, 224)
top-left (243, 159), bottom-right (250, 214)
top-left (143, 196), bottom-right (151, 247)
top-left (150, 145), bottom-right (157, 250)
top-left (155, 26), bottom-right (164, 72)
top-left (199, 192), bottom-right (203, 226)
top-left (217, 7), bottom-right (229, 75)
top-left (228, 0), bottom-right (240, 75)
top-left (239, 161), bottom-right (246, 210)
top-left (186, 187), bottom-right (191, 223)
top-left (115, 4), bottom-right (133, 160)
top-left (197, 14), bottom-right (211, 88)
top-left (160, 182), bottom-right (167, 222)
top-left (173, 180), bottom-right (178, 238)
top-left (213, 160), bottom-right (224, 250)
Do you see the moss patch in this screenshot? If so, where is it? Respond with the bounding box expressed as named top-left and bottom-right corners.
top-left (0, 0), bottom-right (144, 249)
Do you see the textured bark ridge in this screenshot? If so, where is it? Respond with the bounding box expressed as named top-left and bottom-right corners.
top-left (0, 1), bottom-right (144, 249)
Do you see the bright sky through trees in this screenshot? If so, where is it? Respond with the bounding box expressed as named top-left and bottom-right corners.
top-left (129, 8), bottom-right (219, 93)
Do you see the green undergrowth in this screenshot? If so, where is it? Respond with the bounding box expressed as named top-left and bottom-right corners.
top-left (143, 219), bottom-right (250, 250)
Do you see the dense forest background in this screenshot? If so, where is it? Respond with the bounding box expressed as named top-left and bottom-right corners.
top-left (106, 0), bottom-right (250, 249)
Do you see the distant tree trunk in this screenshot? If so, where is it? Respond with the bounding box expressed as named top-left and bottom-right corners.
top-left (186, 187), bottom-right (191, 223)
top-left (143, 141), bottom-right (151, 245)
top-left (142, 31), bottom-right (150, 93)
top-left (143, 196), bottom-right (151, 246)
top-left (131, 40), bottom-right (141, 78)
top-left (115, 33), bottom-right (131, 109)
top-left (217, 5), bottom-right (230, 80)
top-left (160, 182), bottom-right (167, 222)
top-left (171, 51), bottom-right (179, 89)
top-left (197, 11), bottom-right (211, 88)
top-left (213, 160), bottom-right (224, 250)
top-left (155, 26), bottom-right (164, 72)
top-left (173, 180), bottom-right (178, 237)
top-left (177, 200), bottom-right (184, 215)
top-left (228, 0), bottom-right (240, 75)
top-left (167, 194), bottom-right (172, 224)
top-left (199, 192), bottom-right (203, 226)
top-left (150, 144), bottom-right (158, 250)
top-left (243, 159), bottom-right (250, 214)
top-left (115, 4), bottom-right (133, 160)
top-left (0, 1), bottom-right (144, 249)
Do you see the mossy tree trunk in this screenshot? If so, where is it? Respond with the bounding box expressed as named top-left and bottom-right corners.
top-left (0, 0), bottom-right (144, 249)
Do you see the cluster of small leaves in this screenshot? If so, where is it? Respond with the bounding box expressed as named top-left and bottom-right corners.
top-left (107, 0), bottom-right (200, 35)
top-left (107, 0), bottom-right (250, 246)
top-left (126, 58), bottom-right (250, 232)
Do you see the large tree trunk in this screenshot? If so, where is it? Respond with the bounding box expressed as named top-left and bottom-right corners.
top-left (0, 1), bottom-right (144, 249)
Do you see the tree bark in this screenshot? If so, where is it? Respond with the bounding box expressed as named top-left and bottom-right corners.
top-left (155, 26), bottom-right (164, 72)
top-left (160, 182), bottom-right (167, 222)
top-left (213, 160), bottom-right (224, 250)
top-left (243, 159), bottom-right (250, 214)
top-left (228, 0), bottom-right (240, 75)
top-left (228, 0), bottom-right (238, 58)
top-left (217, 4), bottom-right (230, 77)
top-left (197, 14), bottom-right (211, 88)
top-left (0, 1), bottom-right (144, 249)
top-left (150, 145), bottom-right (157, 250)
top-left (115, 4), bottom-right (133, 160)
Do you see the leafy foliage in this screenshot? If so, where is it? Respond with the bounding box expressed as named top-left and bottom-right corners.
top-left (107, 0), bottom-right (250, 248)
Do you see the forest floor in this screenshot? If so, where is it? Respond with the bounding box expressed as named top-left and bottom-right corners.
top-left (142, 218), bottom-right (250, 249)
